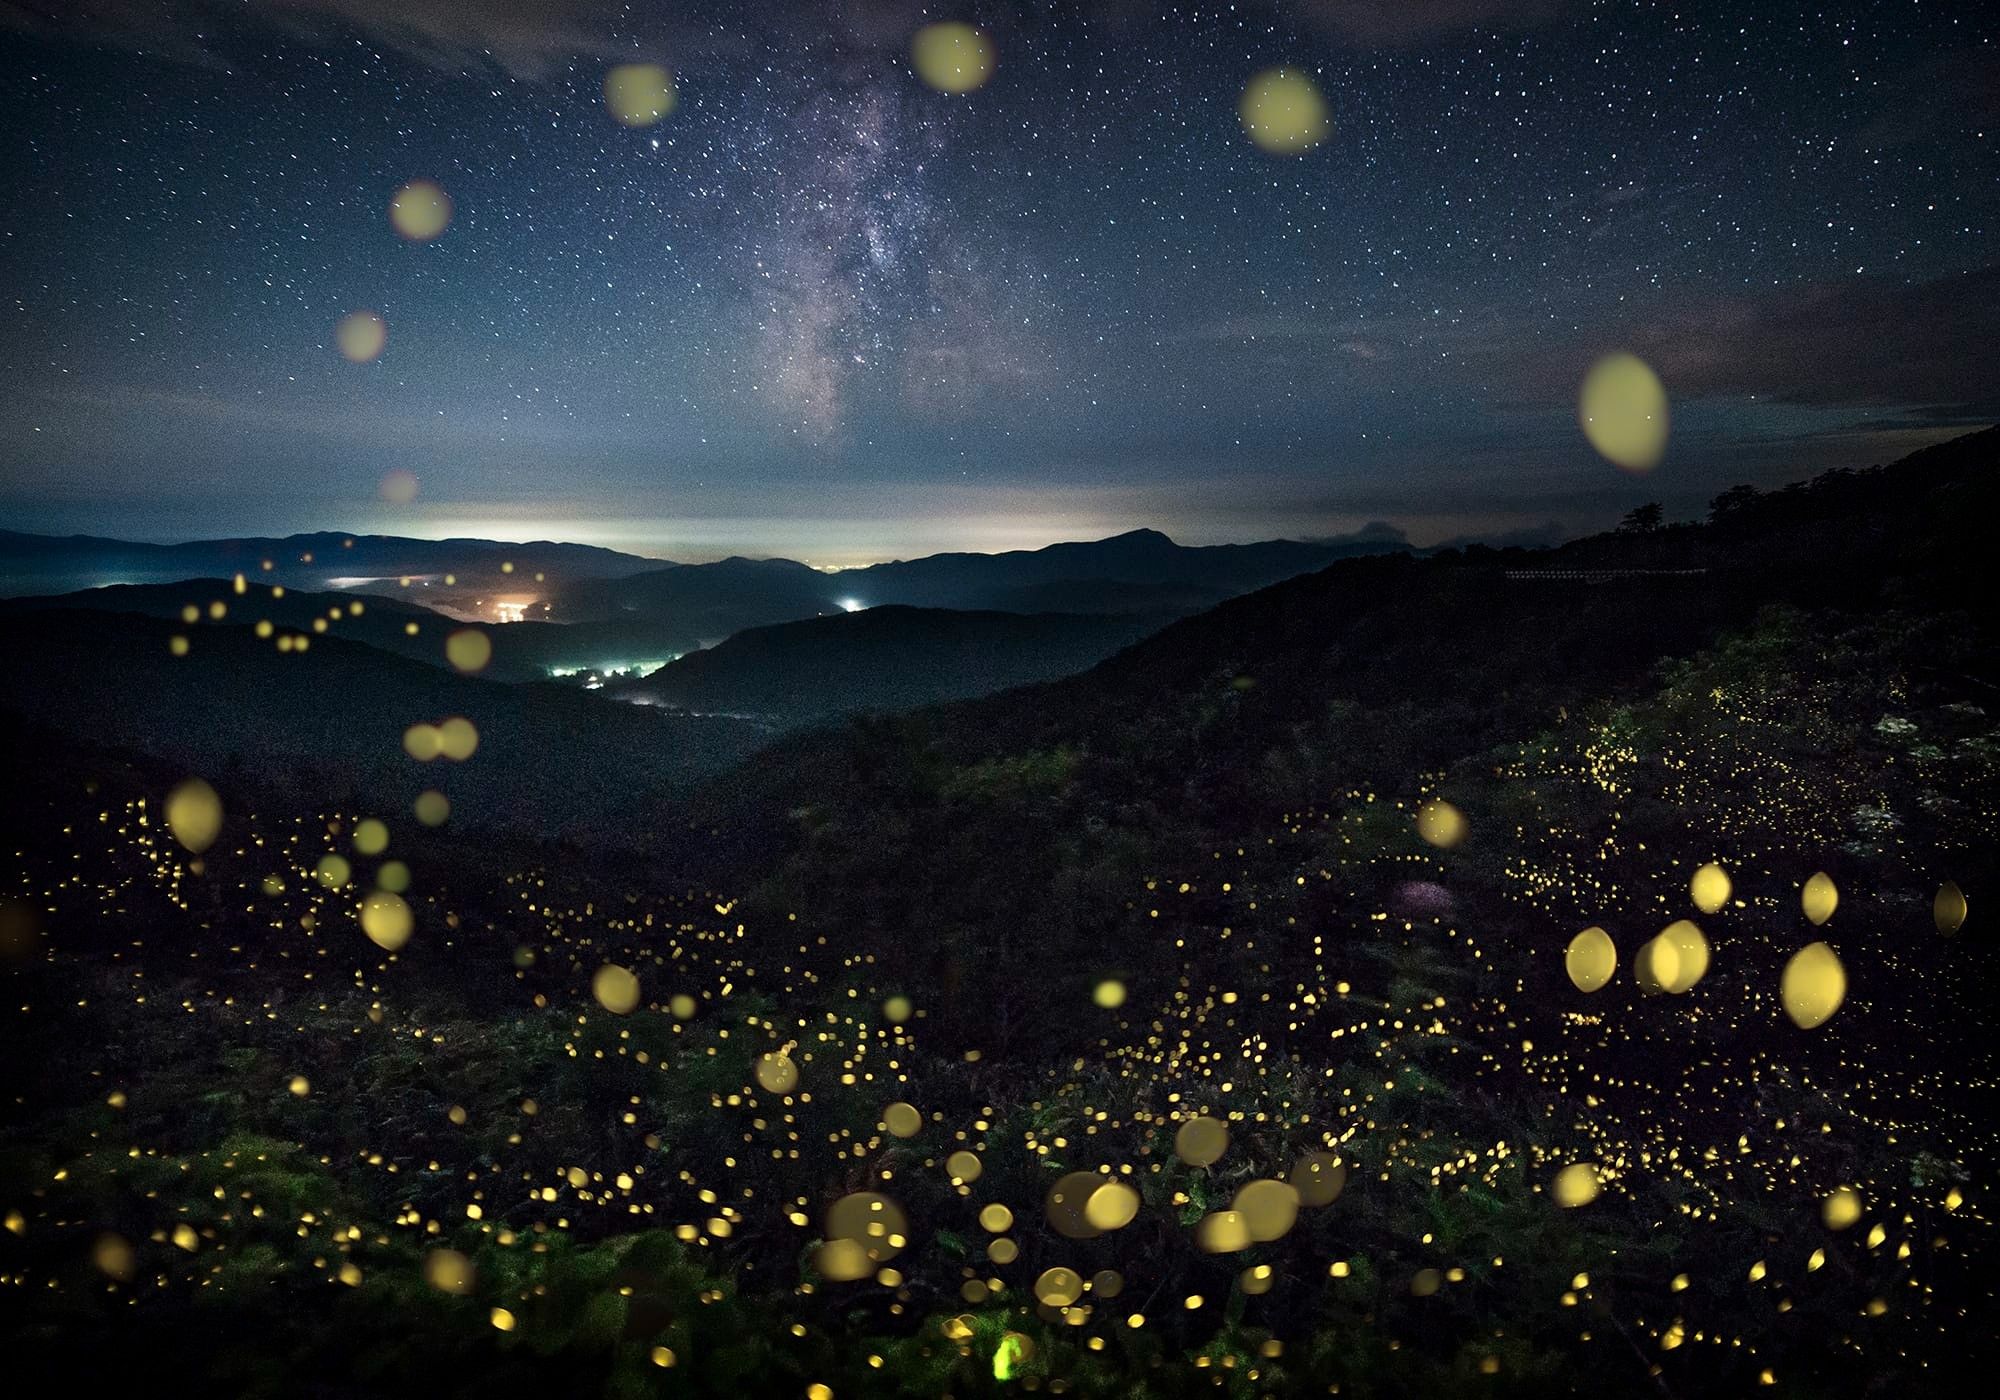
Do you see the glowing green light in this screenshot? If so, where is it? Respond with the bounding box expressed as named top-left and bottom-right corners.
top-left (993, 1332), bottom-right (1028, 1381)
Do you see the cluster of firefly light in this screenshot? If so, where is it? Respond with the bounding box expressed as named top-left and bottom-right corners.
top-left (12, 512), bottom-right (1987, 1393)
top-left (7, 664), bottom-right (1976, 1395)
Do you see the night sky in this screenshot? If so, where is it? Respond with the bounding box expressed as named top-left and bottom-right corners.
top-left (2, 1), bottom-right (1995, 565)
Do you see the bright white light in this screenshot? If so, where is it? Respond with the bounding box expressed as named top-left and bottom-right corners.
top-left (839, 598), bottom-right (865, 613)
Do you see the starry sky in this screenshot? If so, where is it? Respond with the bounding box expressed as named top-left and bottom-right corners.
top-left (1, 0), bottom-right (1995, 565)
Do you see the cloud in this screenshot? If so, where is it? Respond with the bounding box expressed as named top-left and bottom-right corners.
top-left (1455, 264), bottom-right (2000, 423)
top-left (1303, 520), bottom-right (1409, 545)
top-left (1285, 0), bottom-right (1571, 46)
top-left (7, 0), bottom-right (1579, 74)
top-left (2, 0), bottom-right (636, 77)
top-left (0, 0), bottom-right (954, 76)
top-left (1628, 264), bottom-right (2000, 416)
top-left (264, 0), bottom-right (631, 76)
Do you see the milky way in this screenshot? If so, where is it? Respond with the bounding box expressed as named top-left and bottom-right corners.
top-left (0, 0), bottom-right (1995, 558)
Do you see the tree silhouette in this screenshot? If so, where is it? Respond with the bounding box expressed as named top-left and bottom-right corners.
top-left (1709, 484), bottom-right (1761, 520)
top-left (1618, 502), bottom-right (1664, 532)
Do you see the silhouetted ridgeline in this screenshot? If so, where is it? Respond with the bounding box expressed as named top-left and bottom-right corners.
top-left (0, 610), bottom-right (767, 842)
top-left (0, 529), bottom-right (662, 598)
top-left (690, 427), bottom-right (2000, 1042)
top-left (715, 426), bottom-right (2000, 824)
top-left (608, 605), bottom-right (1168, 726)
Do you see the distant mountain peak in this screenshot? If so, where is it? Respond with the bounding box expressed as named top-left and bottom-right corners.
top-left (1098, 527), bottom-right (1178, 548)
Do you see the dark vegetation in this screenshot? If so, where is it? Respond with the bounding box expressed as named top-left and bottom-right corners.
top-left (701, 429), bottom-right (2000, 1047)
top-left (2, 430), bottom-right (1997, 1398)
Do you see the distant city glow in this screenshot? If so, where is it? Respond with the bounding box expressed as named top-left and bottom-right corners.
top-left (546, 659), bottom-right (678, 679)
top-left (487, 596), bottom-right (539, 624)
top-left (838, 598), bottom-right (865, 613)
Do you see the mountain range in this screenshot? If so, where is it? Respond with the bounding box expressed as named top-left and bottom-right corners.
top-left (0, 524), bottom-right (1411, 686)
top-left (607, 604), bottom-right (1167, 726)
top-left (0, 528), bottom-right (657, 603)
top-left (4, 430), bottom-right (1995, 1400)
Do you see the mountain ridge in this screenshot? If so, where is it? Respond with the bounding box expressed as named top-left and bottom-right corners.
top-left (608, 604), bottom-right (1169, 727)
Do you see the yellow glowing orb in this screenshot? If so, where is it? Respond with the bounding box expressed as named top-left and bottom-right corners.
top-left (755, 1051), bottom-right (800, 1094)
top-left (1690, 862), bottom-right (1732, 913)
top-left (316, 854), bottom-right (351, 889)
top-left (1415, 798), bottom-right (1467, 848)
top-left (1802, 871), bottom-right (1839, 926)
top-left (1565, 925), bottom-right (1617, 992)
top-left (1045, 1171), bottom-right (1104, 1238)
top-left (1239, 67), bottom-right (1330, 154)
top-left (1823, 1186), bottom-right (1863, 1230)
top-left (1648, 919), bottom-right (1710, 994)
top-left (1552, 1162), bottom-right (1602, 1207)
top-left (423, 1247), bottom-right (474, 1294)
top-left (165, 777), bottom-right (223, 853)
top-left (93, 1232), bottom-right (136, 1281)
top-left (1083, 1180), bottom-right (1141, 1232)
top-left (911, 23), bottom-right (995, 94)
top-left (437, 716), bottom-right (479, 761)
top-left (815, 1237), bottom-right (872, 1282)
top-left (605, 64), bottom-right (676, 126)
top-left (389, 179), bottom-right (452, 241)
top-left (376, 859), bottom-right (410, 893)
top-left (1232, 1179), bottom-right (1301, 1242)
top-left (352, 818), bottom-right (389, 855)
top-left (978, 1203), bottom-right (1013, 1233)
top-left (1093, 978), bottom-right (1127, 1009)
top-left (947, 1150), bottom-right (983, 1183)
top-left (883, 994), bottom-right (913, 1023)
top-left (1935, 880), bottom-right (1968, 934)
top-left (288, 1075), bottom-right (310, 1097)
top-left (1195, 1210), bottom-right (1252, 1253)
top-left (1781, 941), bottom-right (1846, 1029)
top-left (1635, 932), bottom-right (1674, 993)
top-left (1034, 1266), bottom-right (1084, 1307)
top-left (1289, 1152), bottom-right (1347, 1206)
top-left (0, 900), bottom-right (42, 971)
top-left (446, 627), bottom-right (492, 673)
top-left (825, 1192), bottom-right (908, 1262)
top-left (335, 310), bottom-right (387, 363)
top-left (593, 963), bottom-right (641, 1014)
top-left (882, 1101), bottom-right (923, 1138)
top-left (360, 890), bottom-right (413, 950)
top-left (1175, 1115), bottom-right (1229, 1167)
top-left (413, 790), bottom-right (450, 826)
top-left (1578, 352), bottom-right (1669, 471)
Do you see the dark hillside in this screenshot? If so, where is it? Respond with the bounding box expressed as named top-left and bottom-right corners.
top-left (609, 605), bottom-right (1166, 726)
top-left (690, 429), bottom-right (2000, 1049)
top-left (0, 610), bottom-right (767, 842)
